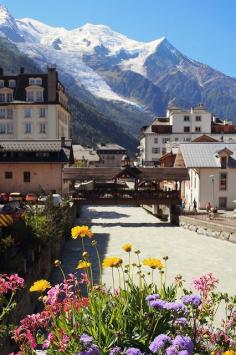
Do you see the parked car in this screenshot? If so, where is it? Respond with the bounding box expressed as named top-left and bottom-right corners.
top-left (0, 192), bottom-right (9, 203)
top-left (9, 192), bottom-right (24, 202)
top-left (51, 194), bottom-right (63, 206)
top-left (38, 194), bottom-right (63, 207)
top-left (25, 193), bottom-right (38, 203)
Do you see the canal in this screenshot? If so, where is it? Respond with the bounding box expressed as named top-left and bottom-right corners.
top-left (51, 205), bottom-right (236, 295)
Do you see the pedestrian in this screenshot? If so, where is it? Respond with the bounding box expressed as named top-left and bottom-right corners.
top-left (206, 202), bottom-right (211, 213)
top-left (193, 199), bottom-right (197, 212)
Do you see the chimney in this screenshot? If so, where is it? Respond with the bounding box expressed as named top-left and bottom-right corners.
top-left (20, 67), bottom-right (24, 74)
top-left (0, 68), bottom-right (3, 76)
top-left (47, 64), bottom-right (57, 102)
top-left (61, 136), bottom-right (66, 147)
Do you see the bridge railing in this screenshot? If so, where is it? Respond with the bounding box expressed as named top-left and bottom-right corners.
top-left (74, 189), bottom-right (181, 202)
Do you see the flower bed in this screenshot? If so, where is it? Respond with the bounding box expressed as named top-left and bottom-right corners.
top-left (2, 225), bottom-right (236, 354)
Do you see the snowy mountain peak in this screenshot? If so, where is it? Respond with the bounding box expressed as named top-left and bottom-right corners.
top-left (0, 3), bottom-right (24, 42)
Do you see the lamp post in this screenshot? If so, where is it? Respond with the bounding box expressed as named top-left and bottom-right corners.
top-left (209, 175), bottom-right (215, 208)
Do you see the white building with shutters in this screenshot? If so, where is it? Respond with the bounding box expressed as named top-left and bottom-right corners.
top-left (174, 142), bottom-right (236, 210)
top-left (139, 104), bottom-right (236, 165)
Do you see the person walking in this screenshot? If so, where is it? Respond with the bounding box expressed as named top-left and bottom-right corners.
top-left (193, 199), bottom-right (197, 212)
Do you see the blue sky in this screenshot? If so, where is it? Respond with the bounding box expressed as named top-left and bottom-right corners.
top-left (2, 0), bottom-right (236, 77)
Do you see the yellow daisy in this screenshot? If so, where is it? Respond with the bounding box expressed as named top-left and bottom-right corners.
top-left (71, 225), bottom-right (93, 239)
top-left (29, 279), bottom-right (51, 292)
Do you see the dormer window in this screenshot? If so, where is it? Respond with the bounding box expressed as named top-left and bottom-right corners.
top-left (0, 80), bottom-right (4, 88)
top-left (29, 77), bottom-right (42, 86)
top-left (36, 91), bottom-right (43, 102)
top-left (217, 147), bottom-right (233, 169)
top-left (220, 156), bottom-right (227, 169)
top-left (8, 80), bottom-right (16, 88)
top-left (27, 91), bottom-right (34, 102)
top-left (35, 78), bottom-right (42, 86)
top-left (29, 78), bottom-right (35, 85)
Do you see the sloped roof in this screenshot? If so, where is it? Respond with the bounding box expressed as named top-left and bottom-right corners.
top-left (73, 145), bottom-right (100, 162)
top-left (180, 143), bottom-right (236, 168)
top-left (0, 140), bottom-right (72, 152)
top-left (192, 134), bottom-right (219, 142)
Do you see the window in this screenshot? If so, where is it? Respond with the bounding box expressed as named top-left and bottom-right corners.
top-left (36, 152), bottom-right (49, 158)
top-left (5, 171), bottom-right (12, 179)
top-left (0, 80), bottom-right (4, 88)
top-left (220, 156), bottom-right (227, 169)
top-left (219, 197), bottom-right (227, 210)
top-left (162, 137), bottom-right (169, 144)
top-left (24, 108), bottom-right (31, 118)
top-left (6, 123), bottom-right (13, 134)
top-left (195, 126), bottom-right (201, 132)
top-left (6, 93), bottom-right (13, 102)
top-left (184, 137), bottom-right (191, 142)
top-left (184, 115), bottom-right (190, 121)
top-left (220, 173), bottom-right (227, 191)
top-left (184, 126), bottom-right (190, 132)
top-left (35, 78), bottom-right (42, 85)
top-left (154, 137), bottom-right (158, 144)
top-left (29, 78), bottom-right (35, 85)
top-left (196, 116), bottom-right (201, 121)
top-left (162, 148), bottom-right (166, 155)
top-left (39, 122), bottom-right (46, 134)
top-left (8, 80), bottom-right (16, 88)
top-left (152, 147), bottom-right (160, 154)
top-left (0, 109), bottom-right (5, 118)
top-left (27, 91), bottom-right (34, 102)
top-left (24, 123), bottom-right (32, 134)
top-left (39, 108), bottom-right (46, 118)
top-left (0, 123), bottom-right (5, 133)
top-left (23, 171), bottom-right (31, 183)
top-left (175, 137), bottom-right (179, 142)
top-left (36, 91), bottom-right (43, 102)
top-left (7, 109), bottom-right (13, 119)
top-left (0, 93), bottom-right (5, 102)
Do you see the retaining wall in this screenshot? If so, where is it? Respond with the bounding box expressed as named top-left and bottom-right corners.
top-left (180, 216), bottom-right (236, 243)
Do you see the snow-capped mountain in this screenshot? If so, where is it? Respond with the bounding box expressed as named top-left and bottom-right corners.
top-left (1, 4), bottom-right (236, 123)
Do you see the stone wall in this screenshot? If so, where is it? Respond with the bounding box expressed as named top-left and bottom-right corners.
top-left (180, 216), bottom-right (236, 243)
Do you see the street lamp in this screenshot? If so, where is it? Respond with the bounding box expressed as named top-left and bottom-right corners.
top-left (209, 175), bottom-right (215, 208)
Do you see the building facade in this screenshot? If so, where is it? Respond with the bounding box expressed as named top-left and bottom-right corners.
top-left (174, 142), bottom-right (236, 210)
top-left (0, 67), bottom-right (70, 140)
top-left (0, 139), bottom-right (73, 194)
top-left (96, 143), bottom-right (127, 167)
top-left (140, 104), bottom-right (236, 165)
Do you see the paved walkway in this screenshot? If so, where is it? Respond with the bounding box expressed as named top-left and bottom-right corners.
top-left (52, 205), bottom-right (236, 295)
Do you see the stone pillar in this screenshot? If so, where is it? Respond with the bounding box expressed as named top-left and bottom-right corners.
top-left (170, 204), bottom-right (180, 225)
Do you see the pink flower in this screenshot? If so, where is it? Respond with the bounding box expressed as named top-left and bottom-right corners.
top-left (42, 332), bottom-right (55, 349)
top-left (192, 272), bottom-right (218, 299)
top-left (0, 273), bottom-right (24, 294)
top-left (46, 284), bottom-right (61, 305)
top-left (79, 272), bottom-right (91, 285)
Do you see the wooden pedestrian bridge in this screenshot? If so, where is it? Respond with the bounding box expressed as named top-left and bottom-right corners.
top-left (63, 167), bottom-right (189, 223)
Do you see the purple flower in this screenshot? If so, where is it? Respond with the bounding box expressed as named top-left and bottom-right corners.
top-left (146, 293), bottom-right (160, 303)
top-left (77, 344), bottom-right (101, 355)
top-left (164, 301), bottom-right (186, 313)
top-left (174, 317), bottom-right (187, 326)
top-left (109, 347), bottom-right (122, 355)
top-left (149, 334), bottom-right (171, 353)
top-left (172, 335), bottom-right (193, 354)
top-left (182, 295), bottom-right (201, 307)
top-left (149, 299), bottom-right (167, 310)
top-left (125, 348), bottom-right (142, 355)
top-left (166, 345), bottom-right (179, 355)
top-left (80, 333), bottom-right (94, 346)
top-left (179, 351), bottom-right (190, 355)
